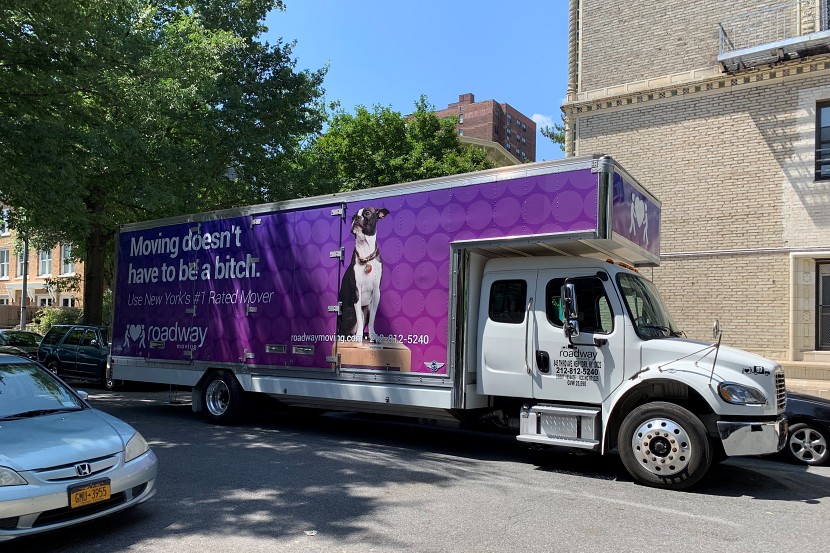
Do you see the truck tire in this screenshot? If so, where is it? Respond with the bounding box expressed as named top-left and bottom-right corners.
top-left (618, 402), bottom-right (712, 490)
top-left (202, 371), bottom-right (246, 425)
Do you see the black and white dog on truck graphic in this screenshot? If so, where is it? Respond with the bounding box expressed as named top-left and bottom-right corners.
top-left (337, 207), bottom-right (389, 342)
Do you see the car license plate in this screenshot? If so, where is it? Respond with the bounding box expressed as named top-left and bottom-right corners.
top-left (68, 479), bottom-right (111, 508)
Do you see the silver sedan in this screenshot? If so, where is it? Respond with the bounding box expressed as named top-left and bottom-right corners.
top-left (0, 354), bottom-right (157, 541)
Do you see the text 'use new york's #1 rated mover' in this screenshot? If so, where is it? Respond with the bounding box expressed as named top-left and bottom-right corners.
top-left (110, 154), bottom-right (787, 490)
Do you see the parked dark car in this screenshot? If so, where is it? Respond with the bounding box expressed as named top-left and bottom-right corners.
top-left (38, 325), bottom-right (113, 389)
top-left (782, 391), bottom-right (830, 466)
top-left (0, 330), bottom-right (42, 360)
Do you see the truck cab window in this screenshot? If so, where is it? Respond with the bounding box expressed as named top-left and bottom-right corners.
top-left (545, 277), bottom-right (613, 334)
top-left (617, 273), bottom-right (681, 339)
top-left (488, 280), bottom-right (527, 324)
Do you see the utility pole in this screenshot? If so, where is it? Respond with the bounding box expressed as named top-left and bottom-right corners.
top-left (19, 234), bottom-right (28, 330)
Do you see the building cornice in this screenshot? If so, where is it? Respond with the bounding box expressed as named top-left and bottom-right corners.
top-left (562, 54), bottom-right (830, 116)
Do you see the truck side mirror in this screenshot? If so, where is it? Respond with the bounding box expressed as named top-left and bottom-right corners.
top-left (561, 282), bottom-right (580, 338)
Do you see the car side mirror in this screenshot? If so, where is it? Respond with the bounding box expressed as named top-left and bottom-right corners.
top-left (75, 390), bottom-right (89, 400)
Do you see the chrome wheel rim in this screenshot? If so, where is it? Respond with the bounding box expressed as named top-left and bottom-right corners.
top-left (205, 380), bottom-right (230, 416)
top-left (631, 417), bottom-right (692, 476)
top-left (789, 427), bottom-right (828, 464)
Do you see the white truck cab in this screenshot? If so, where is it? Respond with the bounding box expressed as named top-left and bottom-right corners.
top-left (478, 256), bottom-right (786, 488)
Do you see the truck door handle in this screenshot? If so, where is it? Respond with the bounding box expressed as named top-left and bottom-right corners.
top-left (536, 350), bottom-right (550, 373)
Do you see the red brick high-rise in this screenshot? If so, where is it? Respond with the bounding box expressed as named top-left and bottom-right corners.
top-left (434, 93), bottom-right (536, 162)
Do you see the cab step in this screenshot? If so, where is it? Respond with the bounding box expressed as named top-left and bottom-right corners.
top-left (517, 404), bottom-right (601, 450)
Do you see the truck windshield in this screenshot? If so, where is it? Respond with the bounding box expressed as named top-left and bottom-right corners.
top-left (617, 273), bottom-right (682, 340)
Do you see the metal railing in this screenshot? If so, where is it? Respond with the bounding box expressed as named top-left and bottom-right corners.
top-left (719, 1), bottom-right (830, 54)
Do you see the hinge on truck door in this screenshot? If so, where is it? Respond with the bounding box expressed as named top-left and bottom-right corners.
top-left (330, 248), bottom-right (345, 261)
top-left (328, 302), bottom-right (342, 315)
top-left (331, 203), bottom-right (346, 219)
top-left (326, 352), bottom-right (341, 369)
top-left (250, 218), bottom-right (262, 227)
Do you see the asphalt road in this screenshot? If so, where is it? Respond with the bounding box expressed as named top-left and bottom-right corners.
top-left (6, 385), bottom-right (830, 553)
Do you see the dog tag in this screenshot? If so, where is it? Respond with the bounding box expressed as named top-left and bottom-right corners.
top-left (365, 265), bottom-right (372, 274)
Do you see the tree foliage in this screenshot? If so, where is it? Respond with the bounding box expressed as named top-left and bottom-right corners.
top-left (541, 112), bottom-right (566, 153)
top-left (299, 96), bottom-right (493, 195)
top-left (0, 0), bottom-right (326, 323)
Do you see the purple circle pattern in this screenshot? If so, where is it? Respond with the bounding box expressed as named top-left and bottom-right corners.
top-left (115, 169), bottom-right (599, 374)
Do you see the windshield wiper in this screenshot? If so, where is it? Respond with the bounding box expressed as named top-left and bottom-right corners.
top-left (0, 407), bottom-right (82, 421)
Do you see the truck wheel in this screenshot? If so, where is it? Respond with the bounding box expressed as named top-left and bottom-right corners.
top-left (202, 371), bottom-right (245, 425)
top-left (618, 402), bottom-right (712, 490)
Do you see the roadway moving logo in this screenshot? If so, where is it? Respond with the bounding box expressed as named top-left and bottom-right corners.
top-left (123, 323), bottom-right (207, 349)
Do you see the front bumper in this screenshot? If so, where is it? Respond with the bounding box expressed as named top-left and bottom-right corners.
top-left (717, 415), bottom-right (787, 456)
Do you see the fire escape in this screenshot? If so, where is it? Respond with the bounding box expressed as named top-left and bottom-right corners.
top-left (719, 1), bottom-right (830, 72)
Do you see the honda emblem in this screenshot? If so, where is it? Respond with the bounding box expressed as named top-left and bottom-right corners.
top-left (75, 463), bottom-right (92, 477)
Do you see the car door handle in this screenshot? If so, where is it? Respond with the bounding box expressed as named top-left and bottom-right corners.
top-left (536, 350), bottom-right (550, 374)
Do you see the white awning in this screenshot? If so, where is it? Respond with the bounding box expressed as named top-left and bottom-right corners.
top-left (3, 282), bottom-right (53, 303)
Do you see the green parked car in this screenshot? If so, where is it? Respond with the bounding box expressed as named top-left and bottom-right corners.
top-left (37, 324), bottom-right (113, 389)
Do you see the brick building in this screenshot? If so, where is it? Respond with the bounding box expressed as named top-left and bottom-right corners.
top-left (0, 207), bottom-right (82, 327)
top-left (562, 0), bottom-right (830, 380)
top-left (435, 93), bottom-right (537, 162)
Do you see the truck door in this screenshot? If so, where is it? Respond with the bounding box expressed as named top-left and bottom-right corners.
top-left (532, 270), bottom-right (626, 404)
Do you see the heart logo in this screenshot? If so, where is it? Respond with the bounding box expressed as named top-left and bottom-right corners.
top-left (128, 324), bottom-right (143, 341)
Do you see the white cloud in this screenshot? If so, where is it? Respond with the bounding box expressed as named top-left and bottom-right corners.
top-left (531, 113), bottom-right (554, 129)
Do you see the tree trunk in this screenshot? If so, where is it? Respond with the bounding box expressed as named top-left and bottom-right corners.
top-left (82, 221), bottom-right (105, 325)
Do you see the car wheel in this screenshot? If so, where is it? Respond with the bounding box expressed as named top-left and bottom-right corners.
top-left (618, 401), bottom-right (713, 490)
top-left (47, 360), bottom-right (61, 377)
top-left (202, 371), bottom-right (245, 425)
top-left (785, 422), bottom-right (829, 466)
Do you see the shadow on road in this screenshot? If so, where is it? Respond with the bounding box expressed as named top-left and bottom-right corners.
top-left (10, 389), bottom-right (830, 551)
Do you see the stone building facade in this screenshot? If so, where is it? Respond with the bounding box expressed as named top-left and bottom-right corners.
top-left (562, 1), bottom-right (830, 378)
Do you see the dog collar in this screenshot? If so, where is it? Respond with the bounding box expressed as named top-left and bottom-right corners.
top-left (357, 246), bottom-right (379, 265)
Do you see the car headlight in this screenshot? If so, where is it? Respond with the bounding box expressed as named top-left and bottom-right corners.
top-left (0, 466), bottom-right (26, 486)
top-left (124, 432), bottom-right (150, 463)
top-left (718, 382), bottom-right (767, 405)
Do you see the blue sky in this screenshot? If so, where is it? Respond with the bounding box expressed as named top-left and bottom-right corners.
top-left (264, 1), bottom-right (569, 162)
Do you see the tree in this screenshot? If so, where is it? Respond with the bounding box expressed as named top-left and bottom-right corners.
top-left (300, 96), bottom-right (493, 195)
top-left (0, 0), bottom-right (326, 324)
top-left (541, 112), bottom-right (567, 153)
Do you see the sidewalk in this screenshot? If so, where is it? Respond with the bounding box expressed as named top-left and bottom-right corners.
top-left (786, 378), bottom-right (830, 399)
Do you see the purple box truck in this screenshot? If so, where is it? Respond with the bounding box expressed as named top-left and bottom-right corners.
top-left (111, 155), bottom-right (786, 489)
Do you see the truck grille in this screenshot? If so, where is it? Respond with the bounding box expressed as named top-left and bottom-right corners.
top-left (776, 370), bottom-right (786, 412)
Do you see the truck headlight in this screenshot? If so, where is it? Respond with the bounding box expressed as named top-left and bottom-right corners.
top-left (718, 382), bottom-right (767, 405)
top-left (124, 432), bottom-right (150, 463)
top-left (0, 466), bottom-right (26, 486)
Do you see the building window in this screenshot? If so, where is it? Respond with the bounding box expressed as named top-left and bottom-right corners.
top-left (507, 114), bottom-right (512, 124)
top-left (506, 128), bottom-right (511, 137)
top-left (38, 250), bottom-right (51, 276)
top-left (0, 209), bottom-right (9, 236)
top-left (516, 119), bottom-right (521, 128)
top-left (817, 101), bottom-right (830, 179)
top-left (458, 113), bottom-right (464, 123)
top-left (0, 298), bottom-right (8, 305)
top-left (62, 297), bottom-right (76, 307)
top-left (38, 296), bottom-right (53, 307)
top-left (16, 254), bottom-right (25, 278)
top-left (506, 141), bottom-right (511, 150)
top-left (61, 244), bottom-right (74, 275)
top-left (522, 123), bottom-right (527, 131)
top-left (0, 248), bottom-right (8, 278)
top-left (458, 129), bottom-right (464, 136)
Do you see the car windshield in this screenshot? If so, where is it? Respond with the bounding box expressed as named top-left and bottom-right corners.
top-left (617, 273), bottom-right (682, 339)
top-left (7, 332), bottom-right (41, 348)
top-left (0, 363), bottom-right (84, 420)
